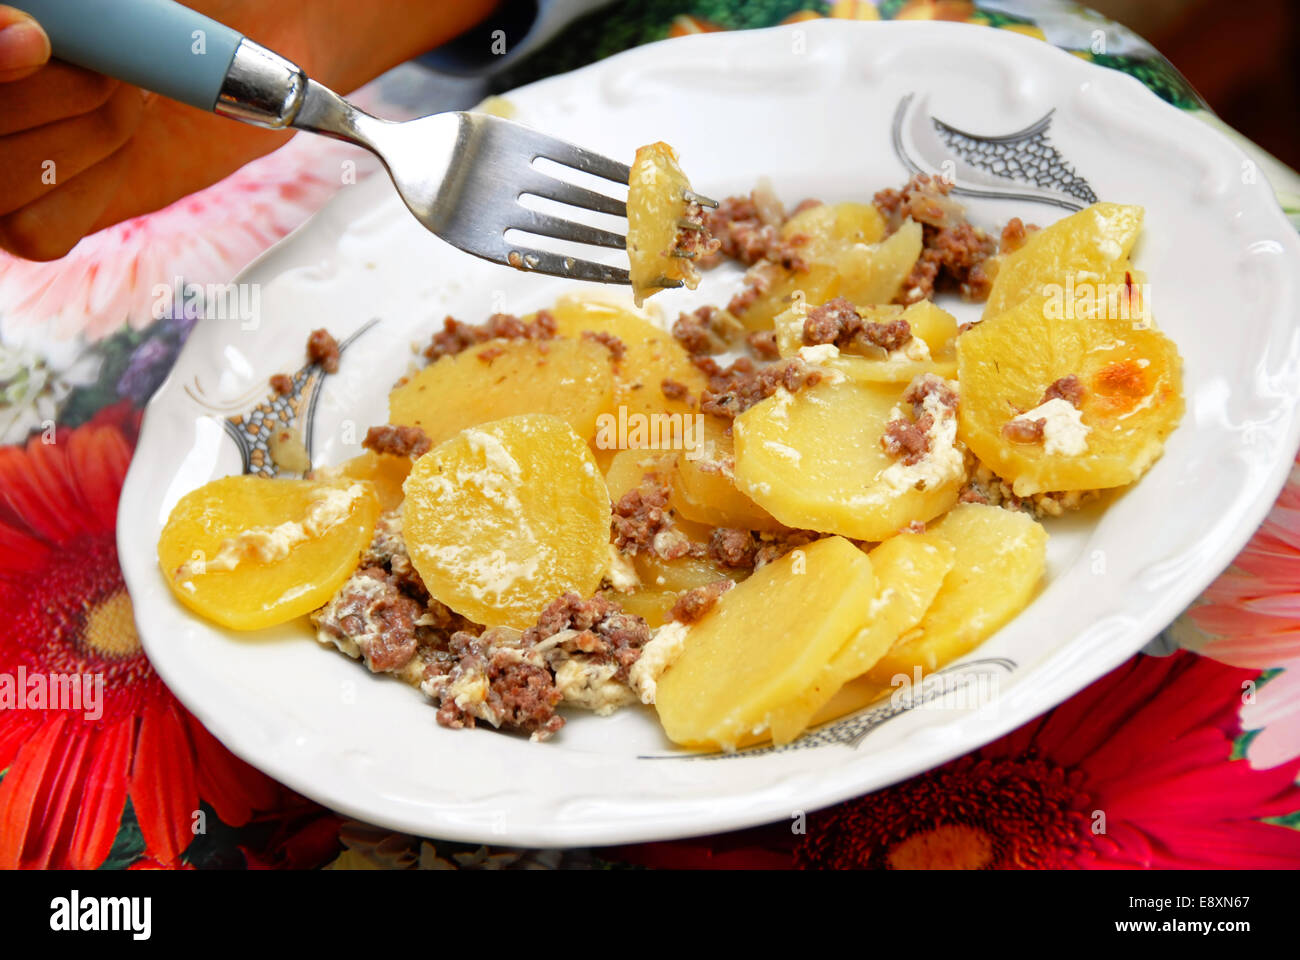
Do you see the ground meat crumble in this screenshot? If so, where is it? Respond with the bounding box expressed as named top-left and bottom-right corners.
top-left (874, 174), bottom-right (998, 304)
top-left (707, 526), bottom-right (821, 570)
top-left (307, 328), bottom-right (341, 374)
top-left (696, 355), bottom-right (824, 420)
top-left (610, 476), bottom-right (695, 561)
top-left (669, 579), bottom-right (733, 624)
top-left (958, 451), bottom-right (1100, 520)
top-left (672, 304), bottom-right (745, 356)
top-left (804, 297), bottom-right (913, 355)
top-left (700, 192), bottom-right (815, 270)
top-left (362, 424), bottom-right (432, 459)
top-left (270, 373), bottom-right (294, 396)
top-left (1041, 374), bottom-right (1085, 407)
top-left (424, 310), bottom-right (557, 361)
top-left (882, 414), bottom-right (934, 465)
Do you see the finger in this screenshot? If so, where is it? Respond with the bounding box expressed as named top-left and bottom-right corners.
top-left (0, 6), bottom-right (50, 83)
top-left (0, 81), bottom-right (143, 216)
top-left (0, 139), bottom-right (130, 260)
top-left (0, 61), bottom-right (118, 136)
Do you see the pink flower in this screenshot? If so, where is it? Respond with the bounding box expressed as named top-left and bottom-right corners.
top-left (1182, 454), bottom-right (1300, 768)
top-left (0, 135), bottom-right (373, 344)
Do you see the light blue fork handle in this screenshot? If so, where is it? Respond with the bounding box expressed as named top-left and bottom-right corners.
top-left (12, 0), bottom-right (244, 112)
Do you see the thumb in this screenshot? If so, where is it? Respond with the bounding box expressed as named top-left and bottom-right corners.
top-left (0, 5), bottom-right (50, 82)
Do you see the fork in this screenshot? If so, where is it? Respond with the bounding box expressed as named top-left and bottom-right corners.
top-left (16, 0), bottom-right (714, 284)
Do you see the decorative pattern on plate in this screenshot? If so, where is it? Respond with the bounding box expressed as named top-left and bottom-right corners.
top-left (218, 320), bottom-right (379, 477)
top-left (892, 93), bottom-right (1096, 211)
top-left (641, 658), bottom-right (1018, 760)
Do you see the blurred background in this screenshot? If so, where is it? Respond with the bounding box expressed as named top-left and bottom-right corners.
top-left (1083, 0), bottom-right (1299, 168)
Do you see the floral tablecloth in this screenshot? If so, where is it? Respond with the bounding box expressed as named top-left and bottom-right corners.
top-left (2, 0), bottom-right (1299, 871)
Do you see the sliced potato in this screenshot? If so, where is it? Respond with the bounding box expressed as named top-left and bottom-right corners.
top-left (403, 414), bottom-right (611, 629)
top-left (982, 202), bottom-right (1144, 320)
top-left (958, 293), bottom-right (1184, 495)
top-left (627, 142), bottom-right (703, 306)
top-left (548, 296), bottom-right (706, 419)
top-left (834, 219), bottom-right (923, 305)
top-left (389, 338), bottom-right (615, 449)
top-left (733, 379), bottom-right (964, 540)
top-left (158, 476), bottom-right (380, 631)
top-left (655, 536), bottom-right (875, 749)
top-left (868, 503), bottom-right (1047, 682)
top-left (673, 415), bottom-right (783, 531)
top-left (768, 531), bottom-right (956, 744)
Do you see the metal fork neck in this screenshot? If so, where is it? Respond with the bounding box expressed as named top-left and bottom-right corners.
top-left (213, 39), bottom-right (386, 154)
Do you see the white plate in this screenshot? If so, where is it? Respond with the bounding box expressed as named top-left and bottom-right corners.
top-left (119, 21), bottom-right (1300, 847)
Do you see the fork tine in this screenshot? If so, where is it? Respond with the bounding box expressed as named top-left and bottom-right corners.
top-left (519, 173), bottom-right (627, 218)
top-left (497, 245), bottom-right (631, 284)
top-left (510, 125), bottom-right (631, 185)
top-left (509, 211), bottom-right (626, 249)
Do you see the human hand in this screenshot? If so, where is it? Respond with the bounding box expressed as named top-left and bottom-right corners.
top-left (0, 0), bottom-right (498, 262)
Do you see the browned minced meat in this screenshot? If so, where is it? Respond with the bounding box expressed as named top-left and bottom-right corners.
top-left (874, 175), bottom-right (997, 304)
top-left (362, 423), bottom-right (431, 459)
top-left (314, 566), bottom-right (422, 673)
top-left (700, 193), bottom-right (814, 270)
top-left (523, 593), bottom-right (651, 683)
top-left (903, 373), bottom-right (959, 417)
top-left (899, 221), bottom-right (998, 304)
top-left (433, 629), bottom-right (565, 739)
top-left (746, 330), bottom-right (780, 361)
top-left (804, 297), bottom-right (913, 354)
top-left (671, 305), bottom-right (744, 356)
top-left (359, 511), bottom-right (428, 604)
top-left (999, 217), bottom-right (1040, 255)
top-left (697, 356), bottom-right (823, 420)
top-left (424, 310), bottom-right (557, 361)
top-left (1041, 374), bottom-right (1085, 407)
top-left (307, 328), bottom-right (341, 374)
top-left (660, 379), bottom-right (692, 403)
top-left (707, 527), bottom-right (820, 570)
top-left (611, 478), bottom-right (675, 556)
top-left (1002, 417), bottom-right (1046, 444)
top-left (754, 529), bottom-right (821, 568)
top-left (881, 413), bottom-right (934, 465)
top-left (673, 200), bottom-right (723, 264)
top-left (269, 373), bottom-right (294, 396)
top-left (790, 198), bottom-right (823, 217)
top-left (708, 527), bottom-right (757, 568)
top-left (581, 330), bottom-right (627, 361)
top-left (669, 579), bottom-right (734, 624)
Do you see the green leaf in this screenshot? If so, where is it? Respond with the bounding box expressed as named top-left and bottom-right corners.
top-left (98, 797), bottom-right (146, 870)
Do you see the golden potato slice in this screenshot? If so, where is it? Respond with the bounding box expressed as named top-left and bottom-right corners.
top-left (334, 450), bottom-right (412, 512)
top-left (733, 379), bottom-right (964, 540)
top-left (403, 414), bottom-right (612, 629)
top-left (548, 295), bottom-right (706, 421)
top-left (672, 415), bottom-right (783, 531)
top-left (655, 536), bottom-right (875, 749)
top-left (780, 201), bottom-right (887, 262)
top-left (389, 338), bottom-right (615, 449)
top-left (958, 294), bottom-right (1184, 496)
top-left (982, 202), bottom-right (1144, 320)
top-left (868, 503), bottom-right (1047, 682)
top-left (834, 220), bottom-right (923, 305)
top-left (603, 448), bottom-right (676, 503)
top-left (768, 531), bottom-right (956, 744)
top-left (627, 142), bottom-right (704, 306)
top-left (731, 263), bottom-right (842, 332)
top-left (158, 476), bottom-right (380, 631)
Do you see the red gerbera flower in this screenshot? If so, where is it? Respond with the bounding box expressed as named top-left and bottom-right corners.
top-left (796, 651), bottom-right (1300, 869)
top-left (0, 406), bottom-right (280, 868)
